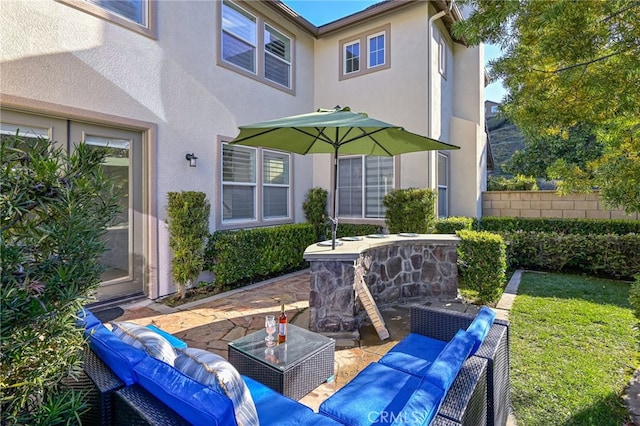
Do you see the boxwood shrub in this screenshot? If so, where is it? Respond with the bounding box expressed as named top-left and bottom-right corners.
top-left (336, 223), bottom-right (381, 238)
top-left (435, 217), bottom-right (474, 234)
top-left (456, 230), bottom-right (507, 303)
top-left (480, 216), bottom-right (640, 235)
top-left (205, 223), bottom-right (316, 286)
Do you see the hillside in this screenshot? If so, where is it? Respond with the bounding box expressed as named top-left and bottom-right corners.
top-left (487, 116), bottom-right (525, 176)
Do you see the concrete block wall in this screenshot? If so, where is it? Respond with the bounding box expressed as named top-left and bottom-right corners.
top-left (482, 190), bottom-right (640, 220)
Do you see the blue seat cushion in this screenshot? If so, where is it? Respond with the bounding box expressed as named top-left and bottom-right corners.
top-left (243, 375), bottom-right (315, 425)
top-left (134, 356), bottom-right (236, 426)
top-left (389, 378), bottom-right (445, 426)
top-left (423, 330), bottom-right (475, 393)
top-left (466, 306), bottom-right (496, 355)
top-left (87, 324), bottom-right (147, 386)
top-left (319, 363), bottom-right (425, 426)
top-left (378, 333), bottom-right (447, 376)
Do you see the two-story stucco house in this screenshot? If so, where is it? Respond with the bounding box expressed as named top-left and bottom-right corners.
top-left (0, 0), bottom-right (487, 303)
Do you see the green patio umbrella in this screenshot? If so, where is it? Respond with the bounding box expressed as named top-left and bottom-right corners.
top-left (230, 106), bottom-right (459, 249)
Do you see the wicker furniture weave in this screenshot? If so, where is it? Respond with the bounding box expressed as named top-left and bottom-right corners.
top-left (112, 385), bottom-right (190, 425)
top-left (438, 356), bottom-right (488, 425)
top-left (63, 347), bottom-right (124, 425)
top-left (411, 306), bottom-right (511, 426)
top-left (228, 323), bottom-right (335, 400)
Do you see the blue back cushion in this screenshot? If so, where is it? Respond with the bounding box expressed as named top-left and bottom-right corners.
top-left (390, 379), bottom-right (444, 426)
top-left (87, 325), bottom-right (147, 386)
top-left (134, 356), bottom-right (236, 426)
top-left (77, 308), bottom-right (101, 334)
top-left (466, 306), bottom-right (496, 355)
top-left (423, 330), bottom-right (474, 394)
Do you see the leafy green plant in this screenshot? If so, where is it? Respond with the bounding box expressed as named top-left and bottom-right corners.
top-left (166, 191), bottom-right (210, 300)
top-left (435, 216), bottom-right (474, 234)
top-left (1, 134), bottom-right (120, 423)
top-left (302, 187), bottom-right (329, 241)
top-left (456, 230), bottom-right (507, 304)
top-left (629, 275), bottom-right (640, 322)
top-left (206, 224), bottom-right (316, 287)
top-left (487, 174), bottom-right (538, 191)
top-left (480, 216), bottom-right (640, 235)
top-left (383, 188), bottom-right (437, 234)
top-left (336, 223), bottom-right (381, 238)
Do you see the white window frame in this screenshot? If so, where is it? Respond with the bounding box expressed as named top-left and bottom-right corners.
top-left (343, 40), bottom-right (361, 75)
top-left (367, 31), bottom-right (386, 69)
top-left (438, 35), bottom-right (447, 79)
top-left (56, 0), bottom-right (156, 39)
top-left (219, 141), bottom-right (292, 228)
top-left (262, 149), bottom-right (290, 219)
top-left (337, 155), bottom-right (394, 219)
top-left (438, 153), bottom-right (449, 218)
top-left (218, 1), bottom-right (295, 94)
top-left (339, 24), bottom-right (391, 80)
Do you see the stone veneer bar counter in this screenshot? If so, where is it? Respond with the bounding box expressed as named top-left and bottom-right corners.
top-left (303, 234), bottom-right (461, 338)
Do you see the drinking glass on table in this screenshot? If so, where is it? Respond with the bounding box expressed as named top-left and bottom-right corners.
top-left (265, 315), bottom-right (276, 347)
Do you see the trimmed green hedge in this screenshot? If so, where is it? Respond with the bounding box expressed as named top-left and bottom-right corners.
top-left (480, 216), bottom-right (640, 235)
top-left (503, 231), bottom-right (640, 279)
top-left (336, 223), bottom-right (381, 238)
top-left (435, 217), bottom-right (474, 234)
top-left (205, 223), bottom-right (316, 286)
top-left (456, 230), bottom-right (507, 303)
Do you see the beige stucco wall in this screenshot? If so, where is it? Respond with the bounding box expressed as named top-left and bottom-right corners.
top-left (1, 0), bottom-right (316, 297)
top-left (312, 2), bottom-right (486, 220)
top-left (483, 191), bottom-right (640, 220)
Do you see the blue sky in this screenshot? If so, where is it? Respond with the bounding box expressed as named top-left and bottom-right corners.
top-left (281, 0), bottom-right (507, 102)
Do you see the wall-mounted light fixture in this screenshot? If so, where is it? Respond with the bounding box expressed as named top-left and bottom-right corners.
top-left (185, 153), bottom-right (198, 167)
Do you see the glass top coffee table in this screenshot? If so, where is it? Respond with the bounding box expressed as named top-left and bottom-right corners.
top-left (228, 324), bottom-right (335, 400)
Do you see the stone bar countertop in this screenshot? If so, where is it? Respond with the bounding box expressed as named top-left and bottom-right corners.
top-left (303, 233), bottom-right (461, 262)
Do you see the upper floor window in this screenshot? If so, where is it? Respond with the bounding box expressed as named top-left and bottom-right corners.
top-left (343, 41), bottom-right (360, 74)
top-left (368, 32), bottom-right (385, 68)
top-left (338, 155), bottom-right (393, 219)
top-left (438, 153), bottom-right (449, 218)
top-left (491, 105), bottom-right (499, 114)
top-left (57, 0), bottom-right (156, 38)
top-left (339, 24), bottom-right (391, 80)
top-left (219, 1), bottom-right (294, 93)
top-left (221, 142), bottom-right (291, 226)
top-left (438, 34), bottom-right (447, 79)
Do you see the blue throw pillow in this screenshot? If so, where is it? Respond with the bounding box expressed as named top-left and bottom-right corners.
top-left (87, 324), bottom-right (147, 386)
top-left (133, 356), bottom-right (236, 426)
top-left (422, 329), bottom-right (474, 393)
top-left (111, 321), bottom-right (178, 365)
top-left (466, 306), bottom-right (496, 355)
top-left (175, 348), bottom-right (258, 426)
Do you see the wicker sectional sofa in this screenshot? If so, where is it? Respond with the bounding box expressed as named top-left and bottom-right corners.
top-left (76, 305), bottom-right (509, 425)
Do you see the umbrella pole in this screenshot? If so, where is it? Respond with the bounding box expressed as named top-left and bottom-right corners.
top-left (331, 146), bottom-right (338, 250)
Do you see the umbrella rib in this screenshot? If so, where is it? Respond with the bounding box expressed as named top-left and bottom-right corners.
top-left (230, 127), bottom-right (281, 144)
top-left (366, 132), bottom-right (394, 156)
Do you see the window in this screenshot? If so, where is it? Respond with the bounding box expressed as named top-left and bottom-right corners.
top-left (221, 142), bottom-right (291, 224)
top-left (219, 1), bottom-right (294, 92)
top-left (57, 0), bottom-right (155, 38)
top-left (338, 156), bottom-right (393, 219)
top-left (438, 153), bottom-right (449, 218)
top-left (339, 24), bottom-right (391, 80)
top-left (438, 35), bottom-right (447, 78)
top-left (343, 41), bottom-right (360, 74)
top-left (222, 0), bottom-right (257, 73)
top-left (368, 32), bottom-right (385, 68)
top-left (264, 25), bottom-right (291, 87)
top-left (491, 105), bottom-right (499, 114)
top-left (262, 150), bottom-right (290, 218)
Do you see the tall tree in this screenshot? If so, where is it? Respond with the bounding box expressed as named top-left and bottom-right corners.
top-left (454, 0), bottom-right (640, 213)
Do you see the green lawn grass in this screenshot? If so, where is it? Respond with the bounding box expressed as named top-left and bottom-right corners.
top-left (510, 272), bottom-right (638, 425)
